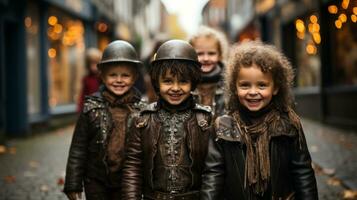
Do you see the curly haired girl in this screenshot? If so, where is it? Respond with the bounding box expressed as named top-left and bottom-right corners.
top-left (201, 41), bottom-right (318, 200)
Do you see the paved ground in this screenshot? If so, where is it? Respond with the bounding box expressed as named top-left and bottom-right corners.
top-left (0, 118), bottom-right (356, 200)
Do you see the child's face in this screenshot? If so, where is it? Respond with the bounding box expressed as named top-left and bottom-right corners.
top-left (101, 64), bottom-right (137, 96)
top-left (236, 64), bottom-right (278, 112)
top-left (192, 37), bottom-right (220, 73)
top-left (159, 70), bottom-right (192, 105)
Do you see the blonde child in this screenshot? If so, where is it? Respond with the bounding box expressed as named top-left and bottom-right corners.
top-left (189, 26), bottom-right (229, 117)
top-left (201, 41), bottom-right (318, 200)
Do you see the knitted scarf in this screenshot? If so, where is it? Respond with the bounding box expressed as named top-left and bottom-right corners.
top-left (102, 88), bottom-right (141, 172)
top-left (232, 104), bottom-right (302, 198)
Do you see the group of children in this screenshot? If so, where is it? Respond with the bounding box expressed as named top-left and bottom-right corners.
top-left (64, 26), bottom-right (318, 200)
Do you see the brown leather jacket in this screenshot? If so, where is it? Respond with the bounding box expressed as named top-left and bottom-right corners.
top-left (64, 88), bottom-right (146, 193)
top-left (121, 103), bottom-right (212, 200)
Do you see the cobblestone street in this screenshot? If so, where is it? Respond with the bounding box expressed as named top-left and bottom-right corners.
top-left (0, 119), bottom-right (356, 200)
top-left (0, 126), bottom-right (73, 200)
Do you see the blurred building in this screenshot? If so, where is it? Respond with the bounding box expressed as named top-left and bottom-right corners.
top-left (257, 0), bottom-right (357, 130)
top-left (0, 0), bottom-right (165, 139)
top-left (201, 0), bottom-right (357, 130)
top-left (201, 0), bottom-right (256, 42)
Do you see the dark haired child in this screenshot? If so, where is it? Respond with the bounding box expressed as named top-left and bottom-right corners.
top-left (189, 25), bottom-right (229, 118)
top-left (64, 40), bottom-right (146, 200)
top-left (201, 41), bottom-right (318, 200)
top-left (121, 40), bottom-right (213, 200)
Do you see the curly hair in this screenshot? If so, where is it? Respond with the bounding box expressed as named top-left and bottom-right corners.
top-left (188, 25), bottom-right (229, 64)
top-left (150, 60), bottom-right (201, 93)
top-left (225, 41), bottom-right (295, 113)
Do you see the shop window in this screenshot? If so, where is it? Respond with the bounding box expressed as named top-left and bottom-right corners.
top-left (47, 8), bottom-right (85, 108)
top-left (294, 13), bottom-right (321, 88)
top-left (25, 2), bottom-right (41, 115)
top-left (329, 1), bottom-right (357, 86)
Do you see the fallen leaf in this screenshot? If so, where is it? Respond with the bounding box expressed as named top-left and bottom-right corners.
top-left (311, 162), bottom-right (323, 175)
top-left (343, 190), bottom-right (357, 199)
top-left (327, 177), bottom-right (342, 186)
top-left (40, 184), bottom-right (49, 192)
top-left (8, 147), bottom-right (16, 155)
top-left (322, 168), bottom-right (336, 176)
top-left (0, 145), bottom-right (6, 154)
top-left (57, 177), bottom-right (64, 185)
top-left (4, 175), bottom-right (16, 183)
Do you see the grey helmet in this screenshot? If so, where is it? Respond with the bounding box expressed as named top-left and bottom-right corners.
top-left (151, 39), bottom-right (200, 65)
top-left (98, 40), bottom-right (142, 68)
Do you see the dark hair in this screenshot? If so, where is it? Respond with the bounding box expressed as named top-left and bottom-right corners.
top-left (225, 41), bottom-right (295, 113)
top-left (150, 60), bottom-right (201, 93)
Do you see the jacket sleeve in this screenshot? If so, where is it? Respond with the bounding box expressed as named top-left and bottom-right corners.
top-left (64, 112), bottom-right (90, 193)
top-left (290, 126), bottom-right (318, 200)
top-left (121, 122), bottom-right (143, 200)
top-left (200, 132), bottom-right (225, 200)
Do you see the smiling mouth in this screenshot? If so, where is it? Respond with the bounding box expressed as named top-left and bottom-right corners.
top-left (169, 94), bottom-right (183, 100)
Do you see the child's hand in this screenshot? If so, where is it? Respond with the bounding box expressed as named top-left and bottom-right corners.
top-left (65, 192), bottom-right (82, 200)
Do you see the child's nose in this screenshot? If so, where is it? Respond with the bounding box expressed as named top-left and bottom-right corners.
top-left (171, 83), bottom-right (180, 91)
top-left (248, 88), bottom-right (258, 95)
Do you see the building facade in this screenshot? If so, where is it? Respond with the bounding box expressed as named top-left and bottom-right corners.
top-left (258, 0), bottom-right (357, 130)
top-left (0, 0), bottom-right (117, 139)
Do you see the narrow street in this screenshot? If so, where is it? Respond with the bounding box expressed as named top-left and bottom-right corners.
top-left (0, 118), bottom-right (356, 200)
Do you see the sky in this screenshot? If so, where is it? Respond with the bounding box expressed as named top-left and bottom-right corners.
top-left (160, 0), bottom-right (209, 35)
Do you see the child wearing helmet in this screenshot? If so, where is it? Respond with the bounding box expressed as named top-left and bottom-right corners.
top-left (64, 40), bottom-right (146, 200)
top-left (121, 40), bottom-right (213, 200)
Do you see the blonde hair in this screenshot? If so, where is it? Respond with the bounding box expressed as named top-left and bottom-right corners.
top-left (188, 25), bottom-right (229, 64)
top-left (225, 41), bottom-right (295, 113)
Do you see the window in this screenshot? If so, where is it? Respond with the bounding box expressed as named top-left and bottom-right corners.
top-left (329, 2), bottom-right (357, 85)
top-left (294, 13), bottom-right (321, 87)
top-left (47, 8), bottom-right (85, 108)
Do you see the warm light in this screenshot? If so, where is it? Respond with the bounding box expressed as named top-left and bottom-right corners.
top-left (297, 31), bottom-right (305, 40)
top-left (49, 97), bottom-right (57, 107)
top-left (335, 20), bottom-right (342, 29)
top-left (48, 48), bottom-right (57, 58)
top-left (48, 16), bottom-right (58, 26)
top-left (353, 7), bottom-right (357, 15)
top-left (308, 23), bottom-right (320, 33)
top-left (24, 17), bottom-right (32, 28)
top-left (295, 19), bottom-right (305, 32)
top-left (339, 13), bottom-right (347, 22)
top-left (328, 5), bottom-right (338, 14)
top-left (310, 15), bottom-right (318, 23)
top-left (54, 24), bottom-right (63, 33)
top-left (312, 33), bottom-right (321, 44)
top-left (352, 14), bottom-right (357, 23)
top-left (306, 43), bottom-right (317, 55)
top-left (341, 0), bottom-right (349, 9)
top-left (97, 22), bottom-right (108, 33)
top-left (312, 23), bottom-right (320, 33)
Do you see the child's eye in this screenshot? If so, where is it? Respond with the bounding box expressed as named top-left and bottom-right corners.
top-left (109, 73), bottom-right (117, 77)
top-left (122, 73), bottom-right (130, 77)
top-left (238, 83), bottom-right (250, 89)
top-left (163, 79), bottom-right (172, 83)
top-left (258, 83), bottom-right (268, 89)
top-left (179, 79), bottom-right (190, 84)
